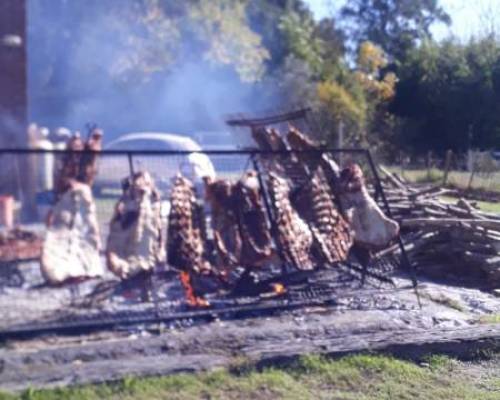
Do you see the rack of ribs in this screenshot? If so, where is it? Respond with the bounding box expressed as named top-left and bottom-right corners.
top-left (268, 172), bottom-right (315, 270)
top-left (167, 175), bottom-right (211, 274)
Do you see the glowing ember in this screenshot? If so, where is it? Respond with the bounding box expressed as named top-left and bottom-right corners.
top-left (179, 271), bottom-right (210, 307)
top-left (271, 283), bottom-right (286, 295)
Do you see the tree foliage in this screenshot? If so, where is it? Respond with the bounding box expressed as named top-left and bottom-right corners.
top-left (341, 0), bottom-right (451, 59)
top-left (391, 36), bottom-right (500, 154)
top-left (26, 0), bottom-right (500, 157)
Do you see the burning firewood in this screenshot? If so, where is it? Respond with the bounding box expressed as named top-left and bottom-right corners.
top-left (41, 132), bottom-right (105, 285)
top-left (338, 164), bottom-right (399, 250)
top-left (268, 173), bottom-right (315, 270)
top-left (106, 171), bottom-right (165, 279)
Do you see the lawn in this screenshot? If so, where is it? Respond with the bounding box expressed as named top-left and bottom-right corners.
top-left (385, 166), bottom-right (500, 193)
top-left (440, 195), bottom-right (500, 214)
top-left (2, 353), bottom-right (499, 400)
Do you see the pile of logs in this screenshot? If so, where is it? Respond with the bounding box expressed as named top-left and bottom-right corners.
top-left (378, 166), bottom-right (500, 283)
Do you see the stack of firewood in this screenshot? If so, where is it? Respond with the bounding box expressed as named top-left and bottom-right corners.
top-left (377, 166), bottom-right (500, 283)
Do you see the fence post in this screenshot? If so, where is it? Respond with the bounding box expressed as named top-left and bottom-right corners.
top-left (467, 152), bottom-right (476, 192)
top-left (426, 150), bottom-right (432, 181)
top-left (442, 149), bottom-right (453, 186)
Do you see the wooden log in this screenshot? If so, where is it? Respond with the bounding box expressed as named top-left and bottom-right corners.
top-left (378, 165), bottom-right (408, 191)
top-left (401, 218), bottom-right (500, 231)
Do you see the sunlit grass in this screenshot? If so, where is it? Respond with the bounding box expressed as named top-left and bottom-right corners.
top-left (2, 353), bottom-right (499, 400)
top-left (385, 166), bottom-right (500, 193)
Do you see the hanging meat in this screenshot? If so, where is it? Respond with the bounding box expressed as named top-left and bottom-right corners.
top-left (78, 128), bottom-right (103, 186)
top-left (106, 171), bottom-right (165, 279)
top-left (282, 127), bottom-right (353, 264)
top-left (167, 175), bottom-right (211, 274)
top-left (286, 126), bottom-right (341, 190)
top-left (53, 133), bottom-right (84, 199)
top-left (268, 173), bottom-right (315, 270)
top-left (233, 171), bottom-right (273, 266)
top-left (251, 126), bottom-right (306, 186)
top-left (205, 171), bottom-right (273, 270)
top-left (41, 132), bottom-right (104, 285)
top-left (338, 164), bottom-right (399, 250)
top-left (41, 179), bottom-right (103, 284)
top-left (204, 177), bottom-right (242, 268)
top-left (293, 170), bottom-right (353, 265)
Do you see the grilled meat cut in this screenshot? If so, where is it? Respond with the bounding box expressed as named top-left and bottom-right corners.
top-left (78, 128), bottom-right (103, 186)
top-left (205, 171), bottom-right (273, 269)
top-left (284, 127), bottom-right (353, 264)
top-left (167, 175), bottom-right (211, 274)
top-left (338, 164), bottom-right (399, 250)
top-left (42, 132), bottom-right (105, 285)
top-left (268, 173), bottom-right (315, 270)
top-left (293, 170), bottom-right (353, 264)
top-left (106, 171), bottom-right (165, 279)
top-left (204, 178), bottom-right (242, 268)
top-left (234, 171), bottom-right (273, 265)
top-left (41, 179), bottom-right (103, 284)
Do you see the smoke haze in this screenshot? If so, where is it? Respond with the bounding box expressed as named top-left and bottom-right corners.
top-left (27, 0), bottom-right (279, 144)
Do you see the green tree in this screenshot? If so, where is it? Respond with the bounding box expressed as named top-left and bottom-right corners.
top-left (341, 0), bottom-right (450, 59)
top-left (391, 36), bottom-right (500, 155)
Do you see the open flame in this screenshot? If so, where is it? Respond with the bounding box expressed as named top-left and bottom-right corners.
top-left (179, 271), bottom-right (210, 307)
top-left (271, 282), bottom-right (286, 295)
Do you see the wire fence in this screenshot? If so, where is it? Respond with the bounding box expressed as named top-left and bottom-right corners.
top-left (385, 150), bottom-right (500, 193)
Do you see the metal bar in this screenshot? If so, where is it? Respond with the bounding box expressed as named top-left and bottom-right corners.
top-left (0, 148), bottom-right (369, 156)
top-left (365, 149), bottom-right (421, 308)
top-left (0, 285), bottom-right (411, 340)
top-left (226, 108), bottom-right (311, 127)
top-left (127, 152), bottom-right (135, 176)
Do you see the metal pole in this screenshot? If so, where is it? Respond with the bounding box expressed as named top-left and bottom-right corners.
top-left (365, 149), bottom-right (421, 308)
top-left (127, 152), bottom-right (135, 176)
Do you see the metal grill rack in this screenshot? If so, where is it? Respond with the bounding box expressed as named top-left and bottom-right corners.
top-left (0, 112), bottom-right (420, 338)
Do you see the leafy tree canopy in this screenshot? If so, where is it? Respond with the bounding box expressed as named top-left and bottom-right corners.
top-left (341, 0), bottom-right (451, 59)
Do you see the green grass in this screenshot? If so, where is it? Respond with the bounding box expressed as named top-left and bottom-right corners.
top-left (419, 291), bottom-right (466, 312)
top-left (2, 353), bottom-right (499, 400)
top-left (439, 195), bottom-right (500, 214)
top-left (478, 314), bottom-right (500, 324)
top-left (385, 166), bottom-right (500, 193)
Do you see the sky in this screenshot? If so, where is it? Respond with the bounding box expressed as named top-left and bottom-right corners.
top-left (306, 0), bottom-right (500, 41)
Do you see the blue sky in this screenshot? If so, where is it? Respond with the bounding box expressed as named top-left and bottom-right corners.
top-left (306, 0), bottom-right (500, 41)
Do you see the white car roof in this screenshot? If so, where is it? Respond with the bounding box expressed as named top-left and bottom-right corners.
top-left (106, 132), bottom-right (202, 151)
